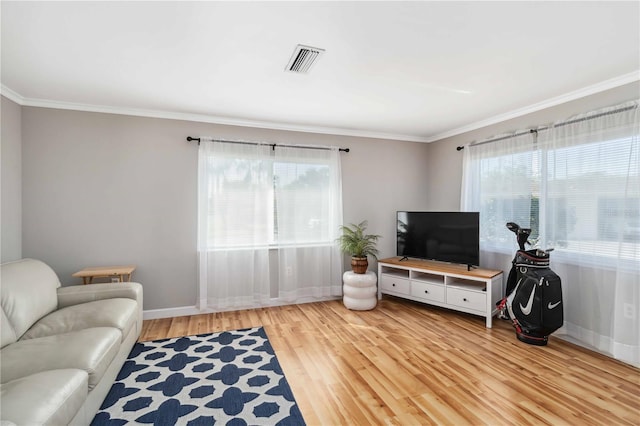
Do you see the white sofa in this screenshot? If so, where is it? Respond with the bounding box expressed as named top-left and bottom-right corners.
top-left (0, 259), bottom-right (143, 425)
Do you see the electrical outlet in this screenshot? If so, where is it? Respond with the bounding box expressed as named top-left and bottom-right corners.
top-left (285, 267), bottom-right (293, 276)
top-left (623, 303), bottom-right (636, 319)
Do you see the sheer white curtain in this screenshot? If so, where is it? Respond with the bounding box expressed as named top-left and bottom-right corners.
top-left (462, 101), bottom-right (640, 366)
top-left (197, 140), bottom-right (343, 311)
top-left (197, 142), bottom-right (272, 310)
top-left (461, 131), bottom-right (538, 256)
top-left (538, 103), bottom-right (639, 366)
top-left (274, 146), bottom-right (344, 301)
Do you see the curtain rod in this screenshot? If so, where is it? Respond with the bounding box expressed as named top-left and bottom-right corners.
top-left (187, 136), bottom-right (349, 152)
top-left (456, 103), bottom-right (638, 151)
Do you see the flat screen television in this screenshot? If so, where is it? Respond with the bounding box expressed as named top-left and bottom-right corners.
top-left (397, 211), bottom-right (480, 267)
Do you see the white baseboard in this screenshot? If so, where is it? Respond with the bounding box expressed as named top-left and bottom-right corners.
top-left (142, 296), bottom-right (342, 321)
top-left (143, 306), bottom-right (202, 320)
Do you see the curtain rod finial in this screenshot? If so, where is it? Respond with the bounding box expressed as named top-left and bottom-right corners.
top-left (457, 146), bottom-right (465, 151)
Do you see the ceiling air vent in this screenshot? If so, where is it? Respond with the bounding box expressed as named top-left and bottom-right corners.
top-left (285, 44), bottom-right (325, 74)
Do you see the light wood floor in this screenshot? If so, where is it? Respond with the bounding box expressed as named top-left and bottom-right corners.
top-left (140, 296), bottom-right (640, 425)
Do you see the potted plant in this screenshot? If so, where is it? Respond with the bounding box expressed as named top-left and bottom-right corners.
top-left (337, 220), bottom-right (381, 273)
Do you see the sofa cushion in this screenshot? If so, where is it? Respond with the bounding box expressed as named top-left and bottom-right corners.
top-left (0, 259), bottom-right (60, 343)
top-left (1, 309), bottom-right (17, 349)
top-left (1, 327), bottom-right (120, 389)
top-left (0, 369), bottom-right (87, 425)
top-left (22, 298), bottom-right (137, 343)
top-left (57, 282), bottom-right (143, 309)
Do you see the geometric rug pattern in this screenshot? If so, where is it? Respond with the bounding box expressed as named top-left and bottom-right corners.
top-left (91, 327), bottom-right (306, 426)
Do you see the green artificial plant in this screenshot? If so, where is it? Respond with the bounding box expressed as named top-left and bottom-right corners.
top-left (337, 220), bottom-right (381, 259)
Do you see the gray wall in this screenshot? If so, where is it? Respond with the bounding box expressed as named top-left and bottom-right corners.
top-left (20, 107), bottom-right (430, 310)
top-left (425, 81), bottom-right (640, 210)
top-left (1, 96), bottom-right (22, 262)
top-left (15, 81), bottom-right (638, 312)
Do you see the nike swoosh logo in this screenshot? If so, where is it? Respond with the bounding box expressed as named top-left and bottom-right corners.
top-left (548, 301), bottom-right (561, 309)
top-left (520, 285), bottom-right (536, 315)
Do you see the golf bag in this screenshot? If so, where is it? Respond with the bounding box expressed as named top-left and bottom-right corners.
top-left (497, 223), bottom-right (563, 346)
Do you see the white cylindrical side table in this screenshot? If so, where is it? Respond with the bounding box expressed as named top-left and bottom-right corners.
top-left (343, 270), bottom-right (377, 310)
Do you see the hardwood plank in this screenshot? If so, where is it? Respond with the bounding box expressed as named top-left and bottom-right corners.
top-left (139, 297), bottom-right (640, 425)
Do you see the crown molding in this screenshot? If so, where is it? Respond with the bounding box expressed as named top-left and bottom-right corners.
top-left (4, 71), bottom-right (638, 144)
top-left (424, 71), bottom-right (640, 143)
top-left (0, 86), bottom-right (430, 143)
top-left (0, 85), bottom-right (26, 105)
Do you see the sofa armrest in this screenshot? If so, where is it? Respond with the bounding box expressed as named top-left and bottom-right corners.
top-left (57, 282), bottom-right (143, 309)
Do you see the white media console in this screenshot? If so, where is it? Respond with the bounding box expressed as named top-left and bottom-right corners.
top-left (377, 257), bottom-right (504, 328)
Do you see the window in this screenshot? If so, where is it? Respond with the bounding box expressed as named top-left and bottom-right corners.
top-left (542, 136), bottom-right (639, 262)
top-left (273, 158), bottom-right (334, 245)
top-left (463, 105), bottom-right (640, 267)
top-left (462, 102), bottom-right (640, 367)
top-left (201, 149), bottom-right (273, 248)
top-left (197, 140), bottom-right (344, 311)
top-left (199, 142), bottom-right (341, 250)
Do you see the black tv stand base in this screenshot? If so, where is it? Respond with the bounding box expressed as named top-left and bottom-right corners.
top-left (399, 256), bottom-right (409, 261)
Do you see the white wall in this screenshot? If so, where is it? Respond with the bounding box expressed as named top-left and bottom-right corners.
top-left (1, 96), bottom-right (22, 262)
top-left (20, 107), bottom-right (430, 310)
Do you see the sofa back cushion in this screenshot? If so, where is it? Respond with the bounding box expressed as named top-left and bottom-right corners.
top-left (1, 308), bottom-right (17, 348)
top-left (1, 259), bottom-right (60, 346)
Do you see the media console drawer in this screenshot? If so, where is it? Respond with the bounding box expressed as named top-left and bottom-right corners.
top-left (446, 287), bottom-right (485, 312)
top-left (380, 275), bottom-right (410, 295)
top-left (410, 281), bottom-right (445, 303)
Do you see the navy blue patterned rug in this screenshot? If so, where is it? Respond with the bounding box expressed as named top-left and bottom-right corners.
top-left (92, 327), bottom-right (305, 425)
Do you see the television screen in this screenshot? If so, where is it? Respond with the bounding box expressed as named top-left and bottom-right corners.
top-left (397, 211), bottom-right (480, 266)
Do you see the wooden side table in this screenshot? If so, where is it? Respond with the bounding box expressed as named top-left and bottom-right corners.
top-left (72, 265), bottom-right (136, 284)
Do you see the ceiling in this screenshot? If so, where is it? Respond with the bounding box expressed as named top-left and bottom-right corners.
top-left (2, 1), bottom-right (639, 143)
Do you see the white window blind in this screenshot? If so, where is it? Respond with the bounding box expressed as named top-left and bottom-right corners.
top-left (544, 135), bottom-right (639, 263)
